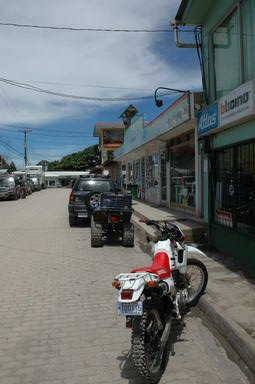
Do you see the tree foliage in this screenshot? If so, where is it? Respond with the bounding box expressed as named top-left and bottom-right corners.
top-left (37, 145), bottom-right (100, 171)
top-left (0, 155), bottom-right (17, 172)
top-left (7, 161), bottom-right (17, 173)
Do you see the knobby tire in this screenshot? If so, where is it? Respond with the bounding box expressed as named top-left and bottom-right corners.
top-left (131, 306), bottom-right (169, 383)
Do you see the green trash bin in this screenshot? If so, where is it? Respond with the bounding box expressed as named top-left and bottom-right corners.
top-left (127, 184), bottom-right (138, 198)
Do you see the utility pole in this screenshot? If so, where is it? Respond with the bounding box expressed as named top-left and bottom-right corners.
top-left (18, 129), bottom-right (32, 167)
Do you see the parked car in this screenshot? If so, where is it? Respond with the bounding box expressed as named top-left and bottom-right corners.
top-left (68, 174), bottom-right (116, 226)
top-left (28, 176), bottom-right (41, 191)
top-left (0, 175), bottom-right (21, 200)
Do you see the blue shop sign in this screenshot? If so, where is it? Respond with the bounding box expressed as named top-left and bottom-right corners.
top-left (197, 103), bottom-right (218, 136)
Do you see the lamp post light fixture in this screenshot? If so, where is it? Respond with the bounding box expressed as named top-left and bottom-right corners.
top-left (154, 86), bottom-right (189, 107)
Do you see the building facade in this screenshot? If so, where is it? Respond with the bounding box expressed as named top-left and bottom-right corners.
top-left (93, 121), bottom-right (125, 183)
top-left (174, 0), bottom-right (255, 271)
top-left (115, 92), bottom-right (203, 216)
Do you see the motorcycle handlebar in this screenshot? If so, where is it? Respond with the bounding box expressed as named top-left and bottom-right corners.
top-left (139, 219), bottom-right (185, 243)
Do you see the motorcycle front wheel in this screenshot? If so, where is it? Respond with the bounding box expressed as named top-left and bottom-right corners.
top-left (185, 258), bottom-right (208, 306)
top-left (131, 307), bottom-right (169, 383)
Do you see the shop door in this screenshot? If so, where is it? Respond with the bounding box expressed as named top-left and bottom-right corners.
top-left (161, 153), bottom-right (167, 201)
top-left (141, 157), bottom-right (145, 199)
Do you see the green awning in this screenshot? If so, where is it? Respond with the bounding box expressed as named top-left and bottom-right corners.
top-left (175, 0), bottom-right (214, 25)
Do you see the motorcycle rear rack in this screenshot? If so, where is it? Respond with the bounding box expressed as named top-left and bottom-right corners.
top-left (115, 272), bottom-right (159, 284)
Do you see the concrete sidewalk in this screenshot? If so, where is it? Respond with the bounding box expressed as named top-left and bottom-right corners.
top-left (131, 200), bottom-right (255, 377)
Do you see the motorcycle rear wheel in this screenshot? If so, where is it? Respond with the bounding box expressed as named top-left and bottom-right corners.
top-left (131, 307), bottom-right (169, 383)
top-left (185, 258), bottom-right (208, 306)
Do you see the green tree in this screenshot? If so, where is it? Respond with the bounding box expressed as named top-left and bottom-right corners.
top-left (37, 160), bottom-right (50, 171)
top-left (7, 161), bottom-right (17, 173)
top-left (39, 145), bottom-right (100, 171)
top-left (0, 155), bottom-right (9, 169)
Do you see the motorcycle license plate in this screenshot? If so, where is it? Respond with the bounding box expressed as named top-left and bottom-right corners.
top-left (117, 301), bottom-right (143, 316)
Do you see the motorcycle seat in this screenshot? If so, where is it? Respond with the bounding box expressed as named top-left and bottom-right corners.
top-left (131, 252), bottom-right (171, 280)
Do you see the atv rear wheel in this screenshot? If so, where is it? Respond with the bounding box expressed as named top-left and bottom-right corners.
top-left (69, 215), bottom-right (76, 226)
top-left (122, 222), bottom-right (134, 247)
top-left (91, 216), bottom-right (103, 247)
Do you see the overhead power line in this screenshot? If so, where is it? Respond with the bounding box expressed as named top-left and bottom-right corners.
top-left (0, 123), bottom-right (93, 136)
top-left (10, 79), bottom-right (154, 92)
top-left (0, 136), bottom-right (23, 156)
top-left (0, 22), bottom-right (193, 33)
top-left (1, 22), bottom-right (252, 37)
top-left (0, 76), bottom-right (181, 102)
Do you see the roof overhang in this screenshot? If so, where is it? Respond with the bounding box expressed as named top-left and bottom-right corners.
top-left (175, 0), bottom-right (214, 25)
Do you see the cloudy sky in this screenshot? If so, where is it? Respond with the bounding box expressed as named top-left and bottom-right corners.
top-left (0, 0), bottom-right (202, 169)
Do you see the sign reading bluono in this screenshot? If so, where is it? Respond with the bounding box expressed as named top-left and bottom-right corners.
top-left (219, 79), bottom-right (255, 127)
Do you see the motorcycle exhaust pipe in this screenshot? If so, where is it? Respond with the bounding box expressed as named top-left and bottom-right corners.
top-left (155, 281), bottom-right (170, 297)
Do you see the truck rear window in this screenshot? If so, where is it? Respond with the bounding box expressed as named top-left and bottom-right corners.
top-left (77, 179), bottom-right (114, 192)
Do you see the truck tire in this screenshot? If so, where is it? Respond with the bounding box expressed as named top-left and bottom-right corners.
top-left (69, 216), bottom-right (76, 226)
top-left (13, 191), bottom-right (18, 200)
top-left (85, 192), bottom-right (101, 211)
top-left (91, 216), bottom-right (103, 247)
top-left (122, 223), bottom-right (134, 247)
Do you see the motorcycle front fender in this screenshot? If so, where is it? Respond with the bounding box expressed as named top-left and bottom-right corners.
top-left (186, 245), bottom-right (208, 258)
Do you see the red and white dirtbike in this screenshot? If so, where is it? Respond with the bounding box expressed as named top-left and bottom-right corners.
top-left (112, 219), bottom-right (208, 383)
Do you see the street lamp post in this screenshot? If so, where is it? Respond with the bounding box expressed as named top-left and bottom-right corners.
top-left (154, 86), bottom-right (189, 107)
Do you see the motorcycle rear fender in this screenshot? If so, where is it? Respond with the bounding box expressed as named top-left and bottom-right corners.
top-left (116, 273), bottom-right (158, 303)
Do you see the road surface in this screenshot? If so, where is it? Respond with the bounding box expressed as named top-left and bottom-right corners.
top-left (0, 189), bottom-right (252, 384)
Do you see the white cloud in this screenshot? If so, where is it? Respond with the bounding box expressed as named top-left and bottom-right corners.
top-left (0, 0), bottom-right (202, 167)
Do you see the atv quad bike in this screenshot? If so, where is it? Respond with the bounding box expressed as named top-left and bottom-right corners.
top-left (91, 192), bottom-right (134, 248)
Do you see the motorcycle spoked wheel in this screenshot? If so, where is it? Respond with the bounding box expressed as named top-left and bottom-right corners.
top-left (185, 258), bottom-right (208, 306)
top-left (131, 307), bottom-right (169, 383)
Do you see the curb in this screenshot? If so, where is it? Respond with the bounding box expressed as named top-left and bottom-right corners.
top-left (198, 296), bottom-right (255, 375)
top-left (131, 207), bottom-right (205, 242)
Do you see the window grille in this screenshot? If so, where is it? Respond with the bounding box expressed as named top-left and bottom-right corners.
top-left (214, 141), bottom-right (255, 235)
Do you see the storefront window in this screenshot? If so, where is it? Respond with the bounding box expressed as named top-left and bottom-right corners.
top-left (149, 153), bottom-right (159, 187)
top-left (103, 130), bottom-right (124, 144)
top-left (171, 143), bottom-right (195, 207)
top-left (127, 162), bottom-right (133, 183)
top-left (241, 0), bottom-right (255, 81)
top-left (212, 8), bottom-right (241, 99)
top-left (133, 160), bottom-right (140, 183)
top-left (214, 142), bottom-right (255, 235)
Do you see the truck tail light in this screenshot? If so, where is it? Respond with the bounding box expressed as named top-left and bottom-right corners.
top-left (69, 192), bottom-right (75, 203)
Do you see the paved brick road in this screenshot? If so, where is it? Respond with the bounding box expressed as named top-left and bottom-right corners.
top-left (0, 189), bottom-right (251, 384)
